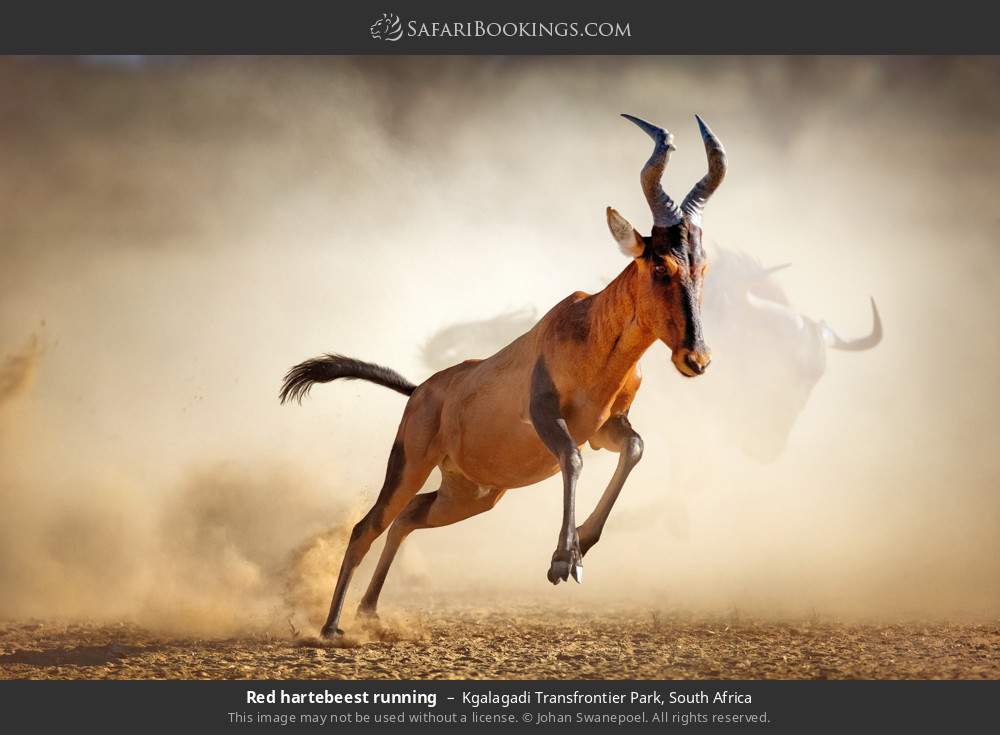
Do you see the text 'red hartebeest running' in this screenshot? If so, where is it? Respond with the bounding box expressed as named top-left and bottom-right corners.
top-left (281, 114), bottom-right (727, 638)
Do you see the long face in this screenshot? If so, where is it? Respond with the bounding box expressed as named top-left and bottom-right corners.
top-left (637, 222), bottom-right (712, 377)
top-left (612, 113), bottom-right (726, 377)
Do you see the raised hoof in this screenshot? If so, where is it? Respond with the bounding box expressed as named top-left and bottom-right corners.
top-left (547, 561), bottom-right (569, 584)
top-left (547, 555), bottom-right (583, 585)
top-left (320, 625), bottom-right (345, 639)
top-left (356, 606), bottom-right (380, 621)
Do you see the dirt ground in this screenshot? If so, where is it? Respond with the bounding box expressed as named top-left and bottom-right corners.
top-left (1, 605), bottom-right (997, 680)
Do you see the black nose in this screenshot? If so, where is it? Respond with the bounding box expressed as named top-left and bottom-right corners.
top-left (685, 353), bottom-right (710, 375)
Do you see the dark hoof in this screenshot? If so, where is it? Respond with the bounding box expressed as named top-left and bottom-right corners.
top-left (547, 561), bottom-right (568, 584)
top-left (320, 625), bottom-right (345, 639)
top-left (547, 548), bottom-right (583, 585)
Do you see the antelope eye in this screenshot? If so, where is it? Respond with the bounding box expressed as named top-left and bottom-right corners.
top-left (653, 263), bottom-right (669, 278)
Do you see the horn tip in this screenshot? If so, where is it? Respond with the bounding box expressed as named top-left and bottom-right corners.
top-left (870, 297), bottom-right (884, 345)
top-left (622, 113), bottom-right (675, 148)
top-left (621, 112), bottom-right (655, 130)
top-left (621, 113), bottom-right (652, 131)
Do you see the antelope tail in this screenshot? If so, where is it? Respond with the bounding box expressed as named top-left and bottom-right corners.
top-left (279, 353), bottom-right (416, 405)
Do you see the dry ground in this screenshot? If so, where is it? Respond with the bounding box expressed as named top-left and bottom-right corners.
top-left (1, 606), bottom-right (997, 680)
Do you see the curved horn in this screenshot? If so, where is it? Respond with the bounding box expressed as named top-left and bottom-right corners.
top-left (761, 262), bottom-right (792, 277)
top-left (621, 113), bottom-right (683, 228)
top-left (821, 298), bottom-right (883, 351)
top-left (681, 115), bottom-right (727, 225)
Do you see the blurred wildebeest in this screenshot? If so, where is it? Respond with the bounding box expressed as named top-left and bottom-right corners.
top-left (420, 248), bottom-right (881, 462)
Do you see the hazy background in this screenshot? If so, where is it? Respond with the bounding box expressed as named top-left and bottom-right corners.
top-left (1, 56), bottom-right (998, 633)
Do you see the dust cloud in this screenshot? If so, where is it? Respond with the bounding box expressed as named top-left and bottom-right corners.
top-left (1, 57), bottom-right (998, 635)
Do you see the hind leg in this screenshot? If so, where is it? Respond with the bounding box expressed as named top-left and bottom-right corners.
top-left (358, 472), bottom-right (505, 617)
top-left (320, 438), bottom-right (438, 638)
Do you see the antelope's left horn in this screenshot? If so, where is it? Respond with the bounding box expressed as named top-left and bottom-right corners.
top-left (681, 115), bottom-right (727, 225)
top-left (622, 113), bottom-right (683, 228)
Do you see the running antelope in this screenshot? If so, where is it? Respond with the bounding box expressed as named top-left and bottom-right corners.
top-left (281, 114), bottom-right (727, 637)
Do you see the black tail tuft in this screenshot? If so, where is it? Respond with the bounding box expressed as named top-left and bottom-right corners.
top-left (280, 354), bottom-right (416, 405)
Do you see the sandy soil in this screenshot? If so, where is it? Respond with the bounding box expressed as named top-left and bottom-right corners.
top-left (1, 606), bottom-right (997, 680)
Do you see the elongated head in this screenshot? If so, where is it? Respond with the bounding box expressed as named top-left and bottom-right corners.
top-left (608, 114), bottom-right (727, 377)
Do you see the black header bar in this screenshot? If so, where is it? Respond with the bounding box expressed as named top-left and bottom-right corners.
top-left (2, 0), bottom-right (999, 54)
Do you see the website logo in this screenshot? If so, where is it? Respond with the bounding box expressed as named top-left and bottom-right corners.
top-left (370, 12), bottom-right (404, 42)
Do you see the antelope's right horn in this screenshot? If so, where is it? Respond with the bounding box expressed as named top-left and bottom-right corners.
top-left (680, 115), bottom-right (727, 225)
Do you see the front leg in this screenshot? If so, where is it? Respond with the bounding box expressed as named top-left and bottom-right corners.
top-left (529, 358), bottom-right (583, 584)
top-left (578, 413), bottom-right (643, 556)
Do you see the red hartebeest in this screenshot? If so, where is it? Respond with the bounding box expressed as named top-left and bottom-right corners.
top-left (281, 114), bottom-right (727, 637)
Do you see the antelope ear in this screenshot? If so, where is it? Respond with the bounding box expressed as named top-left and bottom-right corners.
top-left (606, 207), bottom-right (645, 258)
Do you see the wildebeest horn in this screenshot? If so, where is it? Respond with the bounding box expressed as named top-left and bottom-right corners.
top-left (821, 298), bottom-right (883, 351)
top-left (621, 113), bottom-right (683, 228)
top-left (681, 115), bottom-right (727, 225)
top-left (762, 263), bottom-right (792, 277)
